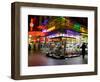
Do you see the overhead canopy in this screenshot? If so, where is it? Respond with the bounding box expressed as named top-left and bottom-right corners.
top-left (28, 15), bottom-right (88, 36)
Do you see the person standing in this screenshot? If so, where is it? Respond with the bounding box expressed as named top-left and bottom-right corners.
top-left (81, 43), bottom-right (87, 59)
top-left (28, 44), bottom-right (31, 51)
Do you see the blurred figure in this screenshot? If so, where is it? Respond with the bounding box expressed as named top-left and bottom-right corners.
top-left (81, 43), bottom-right (87, 59)
top-left (28, 44), bottom-right (31, 51)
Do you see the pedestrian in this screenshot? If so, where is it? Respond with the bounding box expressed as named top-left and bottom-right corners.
top-left (28, 44), bottom-right (31, 51)
top-left (81, 43), bottom-right (87, 59)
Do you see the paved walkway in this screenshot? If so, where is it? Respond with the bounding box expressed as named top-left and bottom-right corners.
top-left (46, 55), bottom-right (87, 66)
top-left (28, 52), bottom-right (87, 66)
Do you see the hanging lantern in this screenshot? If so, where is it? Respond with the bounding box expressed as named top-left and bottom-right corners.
top-left (42, 19), bottom-right (48, 25)
top-left (66, 19), bottom-right (73, 29)
top-left (80, 26), bottom-right (87, 33)
top-left (73, 23), bottom-right (80, 32)
top-left (37, 25), bottom-right (46, 30)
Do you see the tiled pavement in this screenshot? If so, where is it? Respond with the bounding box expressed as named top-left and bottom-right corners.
top-left (28, 51), bottom-right (87, 66)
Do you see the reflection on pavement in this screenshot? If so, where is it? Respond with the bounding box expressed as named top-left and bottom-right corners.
top-left (28, 52), bottom-right (87, 66)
